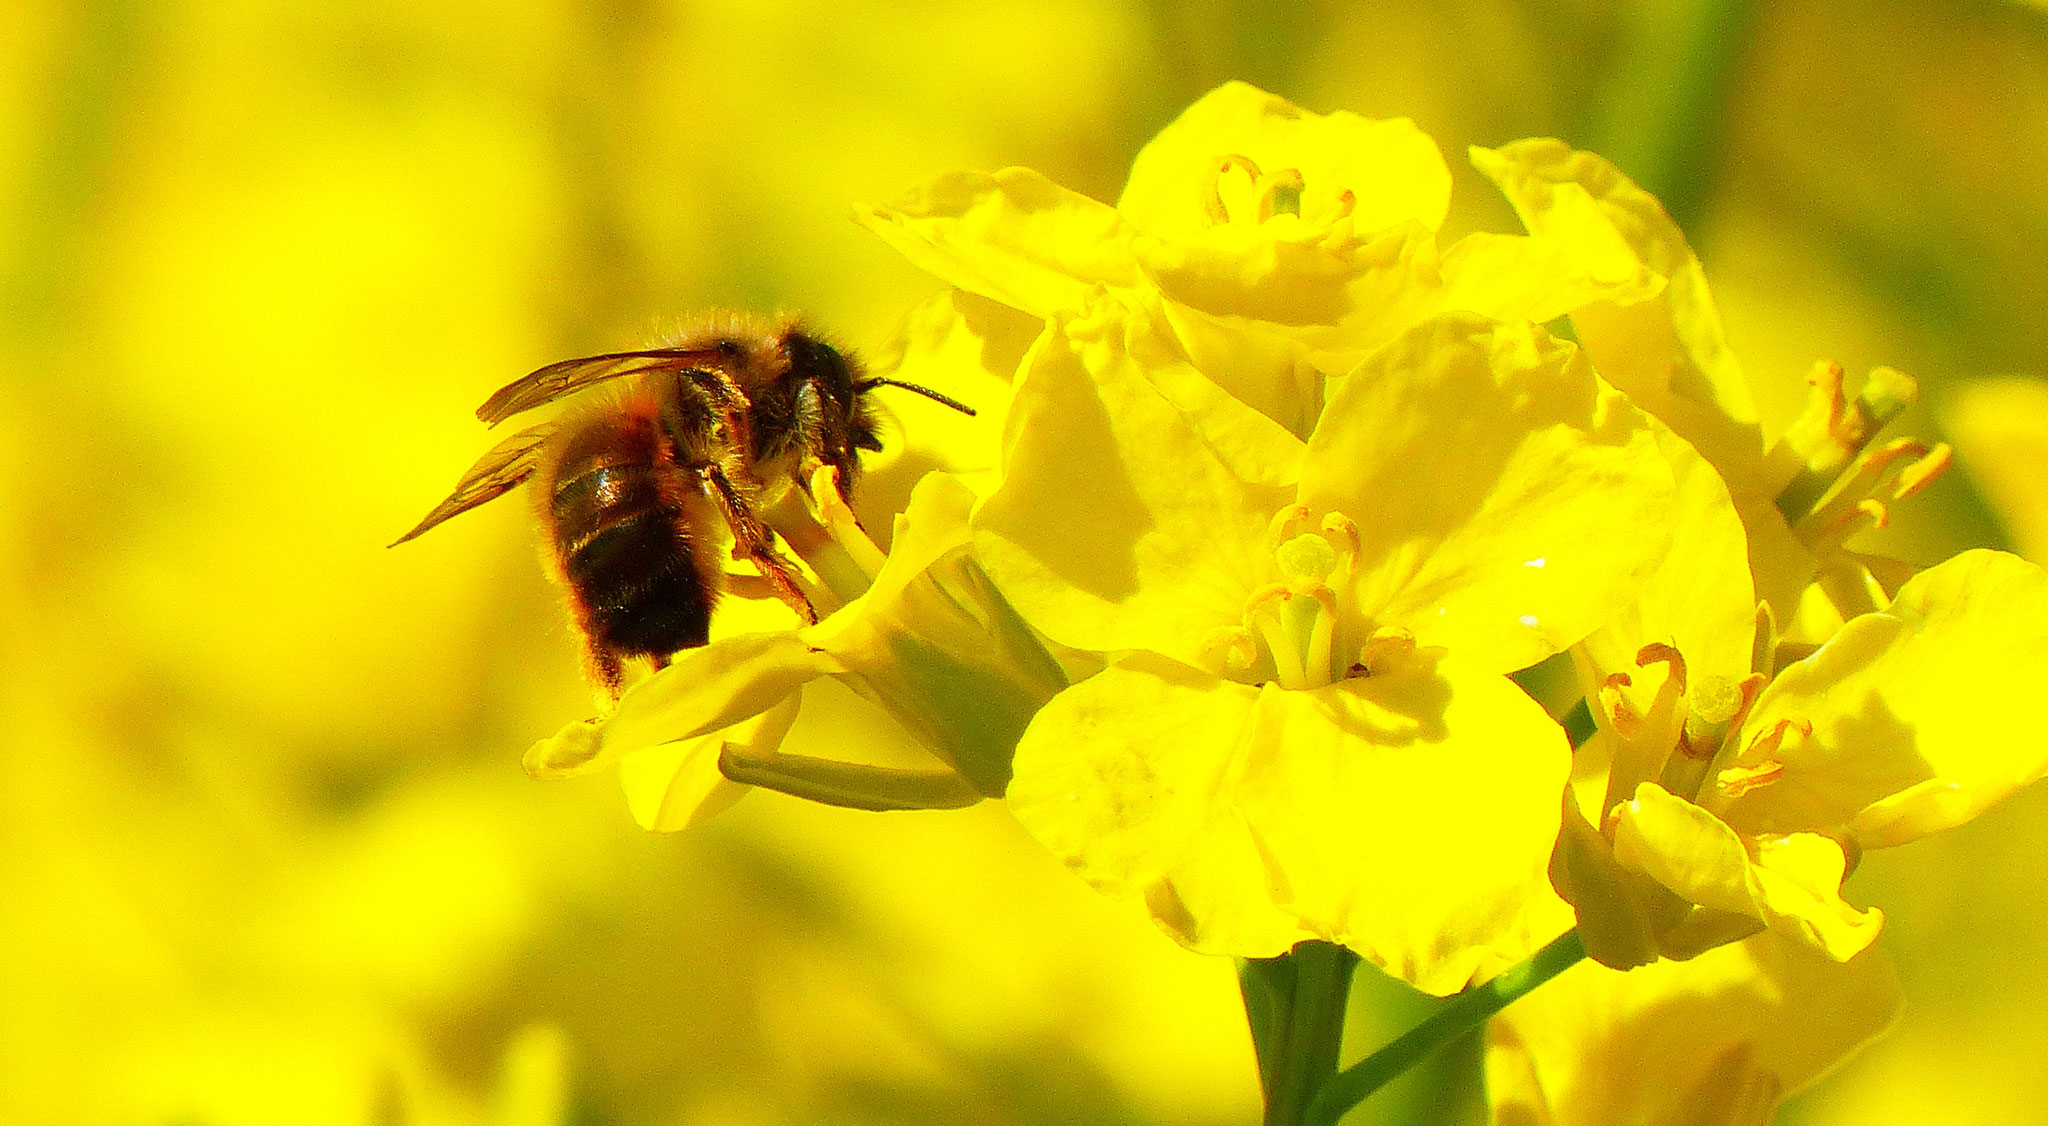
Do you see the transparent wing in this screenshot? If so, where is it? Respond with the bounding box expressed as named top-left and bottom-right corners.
top-left (389, 423), bottom-right (554, 546)
top-left (476, 348), bottom-right (738, 425)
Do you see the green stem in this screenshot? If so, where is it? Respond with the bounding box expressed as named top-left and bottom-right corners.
top-left (1302, 930), bottom-right (1587, 1126)
top-left (1239, 941), bottom-right (1361, 1126)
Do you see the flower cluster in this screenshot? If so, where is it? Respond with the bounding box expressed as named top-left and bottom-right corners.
top-left (508, 81), bottom-right (2048, 1125)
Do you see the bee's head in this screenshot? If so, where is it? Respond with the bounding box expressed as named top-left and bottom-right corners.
top-left (783, 327), bottom-right (884, 455)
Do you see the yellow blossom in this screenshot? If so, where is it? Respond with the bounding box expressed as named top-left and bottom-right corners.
top-left (858, 81), bottom-right (1651, 439)
top-left (980, 293), bottom-right (1677, 993)
top-left (1486, 930), bottom-right (1899, 1126)
top-left (1554, 441), bottom-right (2048, 967)
top-left (1473, 139), bottom-right (1953, 643)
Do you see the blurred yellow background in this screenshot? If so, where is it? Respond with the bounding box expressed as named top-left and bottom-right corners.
top-left (5, 0), bottom-right (2047, 1123)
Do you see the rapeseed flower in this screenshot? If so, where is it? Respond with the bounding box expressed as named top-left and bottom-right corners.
top-left (1551, 436), bottom-right (2048, 968)
top-left (860, 81), bottom-right (1694, 994)
top-left (974, 291), bottom-right (1675, 993)
top-left (1473, 140), bottom-right (1952, 643)
top-left (1485, 931), bottom-right (1900, 1125)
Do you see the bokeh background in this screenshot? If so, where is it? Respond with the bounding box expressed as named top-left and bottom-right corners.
top-left (6, 0), bottom-right (2048, 1122)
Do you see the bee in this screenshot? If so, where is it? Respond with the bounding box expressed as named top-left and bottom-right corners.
top-left (392, 311), bottom-right (974, 695)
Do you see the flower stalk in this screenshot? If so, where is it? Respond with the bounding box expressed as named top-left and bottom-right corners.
top-left (1239, 941), bottom-right (1360, 1126)
top-left (1303, 929), bottom-right (1588, 1126)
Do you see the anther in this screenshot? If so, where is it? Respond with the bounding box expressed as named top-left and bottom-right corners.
top-left (1319, 513), bottom-right (1360, 580)
top-left (1743, 717), bottom-right (1812, 761)
top-left (1597, 672), bottom-right (1642, 736)
top-left (1716, 760), bottom-right (1785, 800)
top-left (1635, 643), bottom-right (1688, 698)
top-left (1205, 154), bottom-right (1263, 224)
top-left (1893, 442), bottom-right (1952, 500)
top-left (1201, 626), bottom-right (1260, 670)
top-left (1266, 504), bottom-right (1312, 551)
top-left (1357, 627), bottom-right (1416, 676)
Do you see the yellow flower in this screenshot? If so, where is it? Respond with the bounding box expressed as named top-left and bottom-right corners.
top-left (1473, 140), bottom-right (1952, 643)
top-left (1554, 451), bottom-right (2048, 966)
top-left (857, 81), bottom-right (1647, 440)
top-left (1485, 931), bottom-right (1900, 1126)
top-left (983, 293), bottom-right (1677, 993)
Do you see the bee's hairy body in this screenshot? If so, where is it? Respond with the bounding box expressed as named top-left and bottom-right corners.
top-left (543, 398), bottom-right (723, 667)
top-left (393, 309), bottom-right (973, 698)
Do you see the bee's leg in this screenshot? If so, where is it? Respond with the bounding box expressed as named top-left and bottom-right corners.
top-left (669, 367), bottom-right (757, 468)
top-left (583, 643), bottom-right (624, 702)
top-left (697, 464), bottom-right (820, 626)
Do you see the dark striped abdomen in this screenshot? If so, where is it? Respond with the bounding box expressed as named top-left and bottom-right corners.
top-left (549, 414), bottom-right (713, 656)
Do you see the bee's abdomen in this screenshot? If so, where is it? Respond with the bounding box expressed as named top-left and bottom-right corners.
top-left (550, 418), bottom-right (713, 655)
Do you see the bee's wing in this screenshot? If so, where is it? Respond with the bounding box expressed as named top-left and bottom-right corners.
top-left (477, 348), bottom-right (736, 426)
top-left (389, 423), bottom-right (554, 546)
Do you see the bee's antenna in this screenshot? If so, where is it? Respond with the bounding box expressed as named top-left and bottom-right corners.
top-left (856, 379), bottom-right (977, 417)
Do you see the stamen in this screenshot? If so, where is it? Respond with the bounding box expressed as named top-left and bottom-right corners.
top-left (1258, 168), bottom-right (1306, 221)
top-left (1319, 513), bottom-right (1360, 581)
top-left (1717, 760), bottom-right (1785, 800)
top-left (1201, 625), bottom-right (1260, 670)
top-left (1893, 442), bottom-right (1952, 500)
top-left (1266, 504), bottom-right (1312, 552)
top-left (1813, 360), bottom-right (1848, 441)
top-left (1245, 584), bottom-right (1306, 690)
top-left (1743, 717), bottom-right (1812, 761)
top-left (1204, 154), bottom-right (1263, 224)
top-left (1635, 643), bottom-right (1688, 698)
top-left (1598, 672), bottom-right (1642, 736)
top-left (1357, 627), bottom-right (1415, 677)
top-left (1304, 585), bottom-right (1338, 687)
top-left (808, 463), bottom-right (888, 581)
top-left (1331, 189), bottom-right (1356, 220)
top-left (1775, 363), bottom-right (1923, 523)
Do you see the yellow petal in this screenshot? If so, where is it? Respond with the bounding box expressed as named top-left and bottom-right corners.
top-left (617, 696), bottom-right (799, 832)
top-left (972, 294), bottom-right (1302, 670)
top-left (1300, 315), bottom-right (1676, 673)
top-left (1486, 932), bottom-right (1900, 1126)
top-left (1437, 228), bottom-right (1661, 326)
top-left (1006, 655), bottom-right (1312, 958)
top-left (1611, 783), bottom-right (1881, 961)
top-left (1118, 81), bottom-right (1451, 241)
top-left (854, 288), bottom-right (1036, 508)
top-left (1470, 140), bottom-right (1770, 499)
top-left (1722, 549), bottom-right (2048, 847)
top-left (1549, 770), bottom-right (1681, 970)
top-left (1131, 221), bottom-right (1451, 376)
top-left (1574, 420), bottom-right (1758, 717)
top-left (855, 168), bottom-right (1141, 319)
top-left (1007, 651), bottom-right (1570, 995)
top-left (1233, 658), bottom-right (1573, 994)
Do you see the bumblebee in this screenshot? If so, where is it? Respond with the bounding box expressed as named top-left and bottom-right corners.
top-left (394, 311), bottom-right (972, 694)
